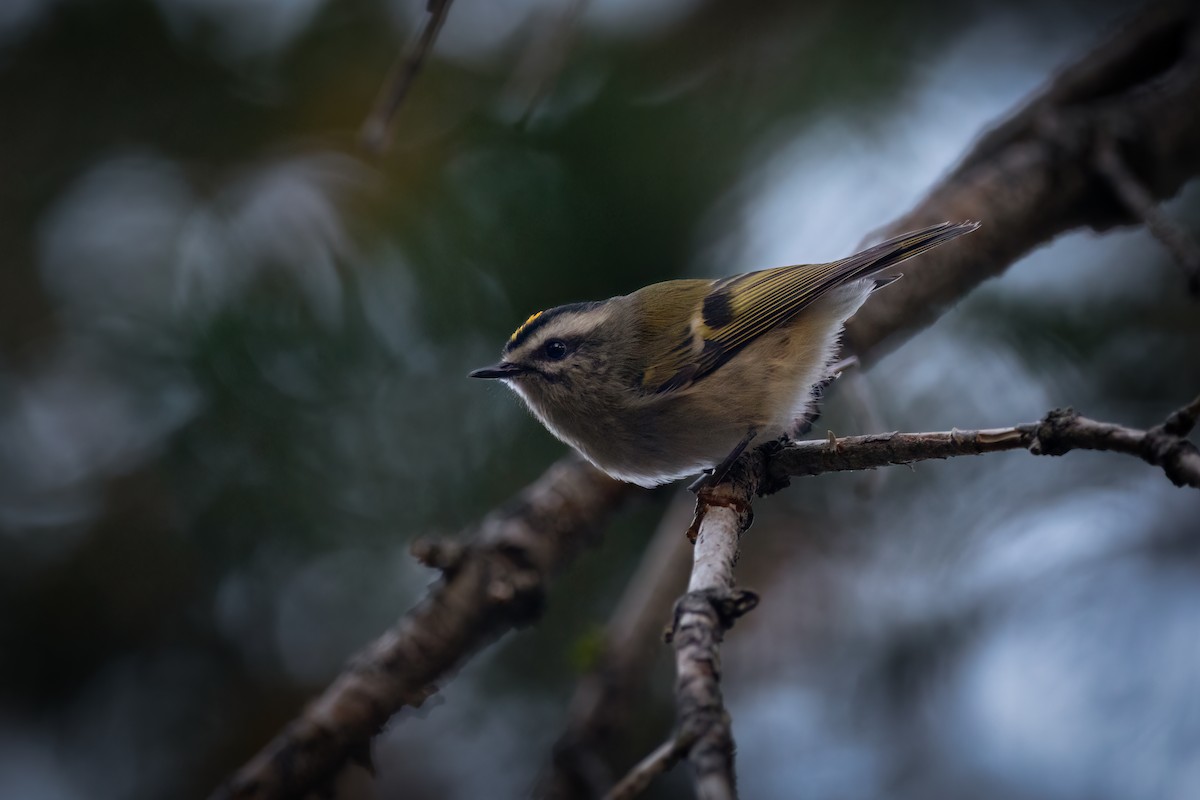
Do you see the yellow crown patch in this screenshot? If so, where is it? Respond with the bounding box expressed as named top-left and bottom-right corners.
top-left (510, 310), bottom-right (544, 342)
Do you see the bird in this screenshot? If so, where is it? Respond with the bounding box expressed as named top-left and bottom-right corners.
top-left (470, 221), bottom-right (979, 488)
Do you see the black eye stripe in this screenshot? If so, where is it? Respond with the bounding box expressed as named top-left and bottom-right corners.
top-left (504, 301), bottom-right (603, 354)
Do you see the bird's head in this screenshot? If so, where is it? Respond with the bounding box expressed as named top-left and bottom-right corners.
top-left (469, 300), bottom-right (623, 417)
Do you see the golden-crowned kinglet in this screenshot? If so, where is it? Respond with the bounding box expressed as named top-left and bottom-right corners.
top-left (471, 221), bottom-right (978, 487)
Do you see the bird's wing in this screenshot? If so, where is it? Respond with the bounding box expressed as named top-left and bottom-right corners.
top-left (641, 221), bottom-right (978, 394)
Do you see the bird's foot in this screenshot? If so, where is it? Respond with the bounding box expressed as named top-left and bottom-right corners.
top-left (688, 427), bottom-right (758, 493)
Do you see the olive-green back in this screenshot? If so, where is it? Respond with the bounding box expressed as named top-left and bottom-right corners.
top-left (637, 221), bottom-right (978, 394)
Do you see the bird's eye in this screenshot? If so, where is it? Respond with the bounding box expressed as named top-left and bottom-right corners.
top-left (544, 339), bottom-right (568, 360)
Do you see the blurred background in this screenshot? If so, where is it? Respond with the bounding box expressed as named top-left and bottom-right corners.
top-left (1, 0), bottom-right (1198, 798)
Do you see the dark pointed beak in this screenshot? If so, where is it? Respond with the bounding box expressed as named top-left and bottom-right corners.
top-left (468, 362), bottom-right (526, 380)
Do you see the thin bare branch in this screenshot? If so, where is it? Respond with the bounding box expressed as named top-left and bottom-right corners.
top-left (765, 397), bottom-right (1200, 491)
top-left (542, 494), bottom-right (693, 799)
top-left (1094, 134), bottom-right (1200, 295)
top-left (503, 0), bottom-right (588, 125)
top-left (603, 738), bottom-right (688, 800)
top-left (665, 454), bottom-right (765, 800)
top-left (361, 0), bottom-right (455, 154)
top-left (1164, 393), bottom-right (1200, 438)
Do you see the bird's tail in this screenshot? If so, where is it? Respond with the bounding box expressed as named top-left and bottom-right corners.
top-left (833, 220), bottom-right (980, 286)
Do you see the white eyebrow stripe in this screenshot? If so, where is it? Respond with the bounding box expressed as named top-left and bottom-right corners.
top-left (507, 306), bottom-right (613, 360)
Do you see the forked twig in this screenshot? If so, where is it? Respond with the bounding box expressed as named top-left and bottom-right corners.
top-left (611, 392), bottom-right (1200, 799)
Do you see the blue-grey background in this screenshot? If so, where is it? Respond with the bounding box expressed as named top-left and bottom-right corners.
top-left (1, 1), bottom-right (1198, 798)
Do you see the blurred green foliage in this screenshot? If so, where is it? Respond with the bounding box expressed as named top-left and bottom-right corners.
top-left (1, 1), bottom-right (1197, 799)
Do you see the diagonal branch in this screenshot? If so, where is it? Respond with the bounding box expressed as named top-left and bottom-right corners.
top-left (361, 0), bottom-right (456, 153)
top-left (603, 738), bottom-right (688, 800)
top-left (218, 3), bottom-right (1200, 797)
top-left (1094, 133), bottom-right (1200, 295)
top-left (845, 0), bottom-right (1200, 364)
top-left (542, 494), bottom-right (694, 799)
top-left (210, 457), bottom-right (636, 800)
